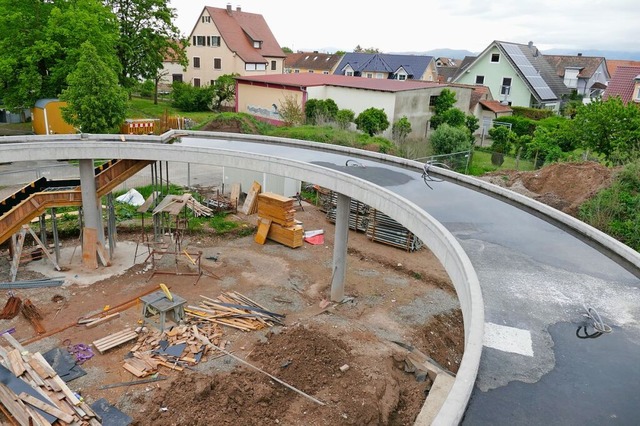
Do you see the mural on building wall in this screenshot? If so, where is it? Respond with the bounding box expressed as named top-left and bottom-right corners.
top-left (247, 104), bottom-right (281, 120)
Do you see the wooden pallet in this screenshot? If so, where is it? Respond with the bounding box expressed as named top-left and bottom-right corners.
top-left (93, 328), bottom-right (138, 354)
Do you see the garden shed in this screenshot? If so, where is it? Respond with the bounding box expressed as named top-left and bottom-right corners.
top-left (31, 99), bottom-right (76, 135)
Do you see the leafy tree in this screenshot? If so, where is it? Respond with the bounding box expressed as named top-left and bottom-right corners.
top-left (60, 42), bottom-right (128, 133)
top-left (488, 126), bottom-right (515, 154)
top-left (528, 126), bottom-right (563, 167)
top-left (105, 0), bottom-right (187, 91)
top-left (354, 45), bottom-right (380, 53)
top-left (334, 50), bottom-right (346, 56)
top-left (336, 109), bottom-right (355, 130)
top-left (536, 116), bottom-right (579, 152)
top-left (465, 115), bottom-right (480, 141)
top-left (278, 94), bottom-right (305, 126)
top-left (392, 116), bottom-right (412, 145)
top-left (429, 124), bottom-right (472, 155)
top-left (430, 88), bottom-right (458, 129)
top-left (138, 80), bottom-right (155, 98)
top-left (171, 81), bottom-right (214, 112)
top-left (572, 96), bottom-right (640, 165)
top-left (210, 74), bottom-right (238, 112)
top-left (0, 0), bottom-right (120, 110)
top-left (355, 108), bottom-right (389, 136)
top-left (281, 46), bottom-right (293, 54)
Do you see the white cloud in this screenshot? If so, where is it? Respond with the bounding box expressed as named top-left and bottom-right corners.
top-left (169, 0), bottom-right (640, 55)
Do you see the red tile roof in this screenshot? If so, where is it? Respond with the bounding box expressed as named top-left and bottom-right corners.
top-left (235, 73), bottom-right (443, 92)
top-left (606, 60), bottom-right (640, 79)
top-left (603, 66), bottom-right (640, 104)
top-left (206, 6), bottom-right (284, 63)
top-left (479, 100), bottom-right (513, 114)
top-left (285, 52), bottom-right (342, 72)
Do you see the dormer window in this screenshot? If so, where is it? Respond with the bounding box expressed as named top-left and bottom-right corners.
top-left (563, 68), bottom-right (580, 89)
top-left (634, 76), bottom-right (640, 102)
top-left (253, 40), bottom-right (262, 49)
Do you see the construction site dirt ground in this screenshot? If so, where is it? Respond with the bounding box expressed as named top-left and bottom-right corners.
top-left (0, 202), bottom-right (462, 425)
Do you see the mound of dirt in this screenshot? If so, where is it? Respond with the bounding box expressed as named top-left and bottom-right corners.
top-left (132, 324), bottom-right (431, 426)
top-left (480, 161), bottom-right (614, 215)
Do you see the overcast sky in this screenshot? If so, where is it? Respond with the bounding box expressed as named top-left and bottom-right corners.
top-left (169, 0), bottom-right (640, 54)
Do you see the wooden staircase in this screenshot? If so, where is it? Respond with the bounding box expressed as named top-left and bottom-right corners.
top-left (0, 159), bottom-right (154, 245)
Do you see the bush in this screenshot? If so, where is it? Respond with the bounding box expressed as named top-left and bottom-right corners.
top-left (336, 109), bottom-right (355, 130)
top-left (430, 123), bottom-right (472, 155)
top-left (354, 107), bottom-right (389, 136)
top-left (171, 82), bottom-right (215, 112)
top-left (139, 80), bottom-right (155, 98)
top-left (511, 106), bottom-right (554, 120)
top-left (305, 99), bottom-right (338, 125)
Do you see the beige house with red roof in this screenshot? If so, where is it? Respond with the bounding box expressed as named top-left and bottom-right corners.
top-left (234, 73), bottom-right (475, 139)
top-left (603, 66), bottom-right (640, 105)
top-left (182, 5), bottom-right (285, 87)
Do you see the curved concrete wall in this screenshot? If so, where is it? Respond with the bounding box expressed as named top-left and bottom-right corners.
top-left (0, 134), bottom-right (484, 424)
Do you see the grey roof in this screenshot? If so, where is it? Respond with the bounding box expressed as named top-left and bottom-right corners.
top-left (451, 56), bottom-right (477, 81)
top-left (334, 52), bottom-right (433, 79)
top-left (497, 42), bottom-right (570, 102)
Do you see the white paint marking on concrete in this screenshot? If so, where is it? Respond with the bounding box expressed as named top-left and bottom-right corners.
top-left (483, 322), bottom-right (534, 357)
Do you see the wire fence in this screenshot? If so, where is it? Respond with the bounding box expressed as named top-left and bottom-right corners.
top-left (413, 149), bottom-right (472, 173)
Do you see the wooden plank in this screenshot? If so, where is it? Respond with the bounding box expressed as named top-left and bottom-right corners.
top-left (6, 349), bottom-right (25, 377)
top-left (241, 181), bottom-right (261, 215)
top-left (31, 353), bottom-right (58, 379)
top-left (95, 241), bottom-right (111, 267)
top-left (18, 392), bottom-right (75, 424)
top-left (85, 312), bottom-right (120, 329)
top-left (82, 228), bottom-right (99, 269)
top-left (254, 218), bottom-right (271, 245)
top-left (0, 383), bottom-right (31, 426)
top-left (123, 362), bottom-right (148, 378)
top-left (230, 183), bottom-right (241, 208)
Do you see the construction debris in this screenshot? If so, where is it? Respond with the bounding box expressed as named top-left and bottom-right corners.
top-left (0, 294), bottom-right (22, 320)
top-left (21, 299), bottom-right (45, 334)
top-left (0, 277), bottom-right (65, 290)
top-left (125, 322), bottom-right (224, 376)
top-left (186, 291), bottom-right (285, 331)
top-left (0, 332), bottom-right (102, 425)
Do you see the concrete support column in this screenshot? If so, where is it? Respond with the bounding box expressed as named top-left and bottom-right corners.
top-left (330, 193), bottom-right (350, 302)
top-left (79, 159), bottom-right (103, 267)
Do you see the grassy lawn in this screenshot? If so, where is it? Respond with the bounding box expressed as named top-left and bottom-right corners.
top-left (126, 97), bottom-right (216, 128)
top-left (468, 150), bottom-right (535, 175)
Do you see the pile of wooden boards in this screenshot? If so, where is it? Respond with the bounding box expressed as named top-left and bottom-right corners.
top-left (254, 192), bottom-right (303, 248)
top-left (92, 328), bottom-right (139, 354)
top-left (0, 333), bottom-right (101, 425)
top-left (124, 323), bottom-right (224, 377)
top-left (151, 193), bottom-right (214, 217)
top-left (186, 291), bottom-right (285, 332)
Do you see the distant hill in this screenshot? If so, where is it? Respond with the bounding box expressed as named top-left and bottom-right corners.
top-left (391, 48), bottom-right (477, 59)
top-left (297, 46), bottom-right (640, 61)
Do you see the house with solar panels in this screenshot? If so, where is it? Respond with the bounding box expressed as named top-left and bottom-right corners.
top-left (452, 41), bottom-right (569, 111)
top-left (333, 53), bottom-right (438, 82)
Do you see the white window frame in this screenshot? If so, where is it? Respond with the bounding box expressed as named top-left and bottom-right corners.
top-left (210, 36), bottom-right (221, 47)
top-left (501, 77), bottom-right (512, 95)
top-left (193, 36), bottom-right (206, 46)
top-left (491, 53), bottom-right (500, 63)
top-left (475, 75), bottom-right (485, 85)
top-left (253, 41), bottom-right (262, 49)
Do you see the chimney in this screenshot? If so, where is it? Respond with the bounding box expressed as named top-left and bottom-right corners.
top-left (236, 5), bottom-right (241, 12)
top-left (226, 3), bottom-right (232, 13)
top-left (578, 52), bottom-right (582, 56)
top-left (528, 41), bottom-right (533, 49)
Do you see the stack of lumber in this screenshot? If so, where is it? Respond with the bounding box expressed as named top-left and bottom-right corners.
top-left (257, 193), bottom-right (296, 227)
top-left (126, 323), bottom-right (224, 376)
top-left (92, 328), bottom-right (138, 354)
top-left (186, 291), bottom-right (285, 332)
top-left (152, 193), bottom-right (214, 217)
top-left (0, 333), bottom-right (101, 425)
top-left (255, 192), bottom-right (303, 248)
